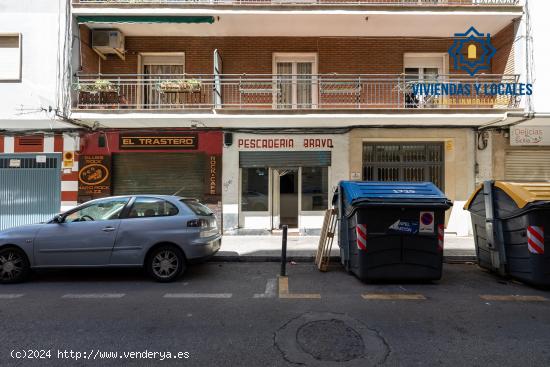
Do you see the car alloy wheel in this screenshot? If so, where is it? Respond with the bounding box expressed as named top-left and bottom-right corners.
top-left (147, 245), bottom-right (185, 282)
top-left (0, 247), bottom-right (30, 284)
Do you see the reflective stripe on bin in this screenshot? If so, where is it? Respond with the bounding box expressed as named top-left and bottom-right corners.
top-left (527, 226), bottom-right (545, 254)
top-left (438, 224), bottom-right (444, 252)
top-left (356, 224), bottom-right (367, 251)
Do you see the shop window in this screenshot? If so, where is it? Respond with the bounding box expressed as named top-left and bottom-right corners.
top-left (128, 197), bottom-right (179, 218)
top-left (65, 198), bottom-right (129, 223)
top-left (301, 167), bottom-right (328, 211)
top-left (242, 168), bottom-right (269, 212)
top-left (0, 34), bottom-right (21, 81)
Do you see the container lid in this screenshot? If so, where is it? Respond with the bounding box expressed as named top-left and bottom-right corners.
top-left (465, 181), bottom-right (550, 209)
top-left (339, 181), bottom-right (452, 207)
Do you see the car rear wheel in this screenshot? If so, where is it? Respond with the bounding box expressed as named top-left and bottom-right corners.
top-left (146, 245), bottom-right (186, 283)
top-left (0, 247), bottom-right (30, 284)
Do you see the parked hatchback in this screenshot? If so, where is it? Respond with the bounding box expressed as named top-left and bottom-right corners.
top-left (0, 195), bottom-right (221, 283)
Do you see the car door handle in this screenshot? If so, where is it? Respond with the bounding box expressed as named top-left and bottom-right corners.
top-left (102, 227), bottom-right (116, 232)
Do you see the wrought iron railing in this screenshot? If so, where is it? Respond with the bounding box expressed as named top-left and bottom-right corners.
top-left (73, 73), bottom-right (521, 110)
top-left (72, 0), bottom-right (519, 6)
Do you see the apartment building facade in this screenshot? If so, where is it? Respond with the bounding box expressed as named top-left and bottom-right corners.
top-left (4, 0), bottom-right (543, 236)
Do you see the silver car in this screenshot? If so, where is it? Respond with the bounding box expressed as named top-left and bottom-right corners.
top-left (0, 195), bottom-right (221, 283)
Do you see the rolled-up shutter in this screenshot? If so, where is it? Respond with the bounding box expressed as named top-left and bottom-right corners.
top-left (505, 149), bottom-right (550, 181)
top-left (113, 153), bottom-right (206, 198)
top-left (239, 151), bottom-right (331, 168)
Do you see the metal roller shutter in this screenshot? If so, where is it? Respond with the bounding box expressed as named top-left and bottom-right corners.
top-left (505, 149), bottom-right (550, 181)
top-left (239, 151), bottom-right (331, 168)
top-left (113, 153), bottom-right (206, 198)
top-left (0, 154), bottom-right (61, 230)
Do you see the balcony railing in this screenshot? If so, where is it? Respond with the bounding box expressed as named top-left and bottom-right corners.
top-left (73, 73), bottom-right (521, 111)
top-left (73, 0), bottom-right (519, 6)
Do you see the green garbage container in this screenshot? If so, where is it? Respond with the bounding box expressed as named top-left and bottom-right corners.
top-left (465, 181), bottom-right (550, 286)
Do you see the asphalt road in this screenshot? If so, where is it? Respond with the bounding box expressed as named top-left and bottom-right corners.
top-left (1, 262), bottom-right (549, 367)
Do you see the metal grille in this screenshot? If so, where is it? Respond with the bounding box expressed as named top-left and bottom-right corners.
top-left (362, 143), bottom-right (444, 189)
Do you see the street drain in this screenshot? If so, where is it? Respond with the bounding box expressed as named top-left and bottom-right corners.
top-left (275, 312), bottom-right (389, 366)
top-left (296, 319), bottom-right (365, 362)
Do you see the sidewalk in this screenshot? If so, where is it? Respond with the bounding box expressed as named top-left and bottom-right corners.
top-left (213, 234), bottom-right (476, 262)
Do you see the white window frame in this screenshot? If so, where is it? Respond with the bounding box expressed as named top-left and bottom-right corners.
top-left (404, 53), bottom-right (449, 108)
top-left (272, 52), bottom-right (318, 109)
top-left (0, 33), bottom-right (22, 82)
top-left (137, 52), bottom-right (185, 108)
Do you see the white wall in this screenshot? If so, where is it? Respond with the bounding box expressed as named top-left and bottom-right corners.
top-left (525, 0), bottom-right (550, 113)
top-left (0, 0), bottom-right (69, 129)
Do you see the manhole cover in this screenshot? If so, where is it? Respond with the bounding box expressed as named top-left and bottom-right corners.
top-left (296, 319), bottom-right (365, 362)
top-left (275, 312), bottom-right (389, 366)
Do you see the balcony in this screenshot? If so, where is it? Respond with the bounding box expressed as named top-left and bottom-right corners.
top-left (73, 73), bottom-right (521, 111)
top-left (72, 0), bottom-right (519, 6)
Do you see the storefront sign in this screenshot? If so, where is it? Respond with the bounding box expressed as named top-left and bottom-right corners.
top-left (510, 126), bottom-right (550, 146)
top-left (78, 155), bottom-right (111, 198)
top-left (209, 155), bottom-right (217, 195)
top-left (119, 134), bottom-right (198, 150)
top-left (237, 138), bottom-right (333, 149)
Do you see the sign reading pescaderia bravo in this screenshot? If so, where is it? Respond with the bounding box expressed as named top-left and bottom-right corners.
top-left (78, 155), bottom-right (111, 198)
top-left (238, 138), bottom-right (334, 149)
top-left (510, 126), bottom-right (550, 146)
top-left (120, 133), bottom-right (198, 150)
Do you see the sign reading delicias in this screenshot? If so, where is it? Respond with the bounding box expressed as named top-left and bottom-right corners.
top-left (120, 134), bottom-right (198, 150)
top-left (78, 155), bottom-right (111, 199)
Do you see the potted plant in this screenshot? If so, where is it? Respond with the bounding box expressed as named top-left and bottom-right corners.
top-left (156, 79), bottom-right (202, 93)
top-left (76, 79), bottom-right (117, 94)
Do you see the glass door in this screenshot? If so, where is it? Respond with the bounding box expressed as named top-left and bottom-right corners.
top-left (274, 54), bottom-right (317, 109)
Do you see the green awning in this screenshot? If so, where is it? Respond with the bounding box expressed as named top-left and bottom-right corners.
top-left (77, 16), bottom-right (215, 24)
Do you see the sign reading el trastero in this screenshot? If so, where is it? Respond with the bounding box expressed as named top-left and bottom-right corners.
top-left (119, 134), bottom-right (198, 150)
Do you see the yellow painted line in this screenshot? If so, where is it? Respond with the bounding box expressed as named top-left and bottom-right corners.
top-left (480, 295), bottom-right (548, 302)
top-left (278, 276), bottom-right (321, 299)
top-left (362, 293), bottom-right (426, 300)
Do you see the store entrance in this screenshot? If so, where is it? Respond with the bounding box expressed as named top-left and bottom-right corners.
top-left (278, 169), bottom-right (298, 228)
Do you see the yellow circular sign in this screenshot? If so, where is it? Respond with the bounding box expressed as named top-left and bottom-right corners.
top-left (79, 163), bottom-right (109, 186)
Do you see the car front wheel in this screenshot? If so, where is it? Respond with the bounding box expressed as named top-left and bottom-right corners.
top-left (0, 247), bottom-right (30, 284)
top-left (146, 245), bottom-right (186, 283)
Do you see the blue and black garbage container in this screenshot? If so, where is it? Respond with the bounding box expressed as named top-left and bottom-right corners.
top-left (335, 181), bottom-right (452, 282)
top-left (465, 181), bottom-right (550, 286)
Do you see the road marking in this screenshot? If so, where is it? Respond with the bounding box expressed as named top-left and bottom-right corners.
top-left (278, 276), bottom-right (321, 299)
top-left (480, 295), bottom-right (548, 302)
top-left (62, 293), bottom-right (125, 299)
top-left (254, 278), bottom-right (277, 299)
top-left (362, 293), bottom-right (426, 300)
top-left (164, 293), bottom-right (233, 299)
top-left (0, 294), bottom-right (24, 299)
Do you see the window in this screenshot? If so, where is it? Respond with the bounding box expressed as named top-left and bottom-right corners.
top-left (301, 167), bottom-right (329, 211)
top-left (65, 198), bottom-right (129, 223)
top-left (242, 168), bottom-right (269, 212)
top-left (128, 197), bottom-right (179, 218)
top-left (0, 34), bottom-right (21, 81)
top-left (403, 54), bottom-right (447, 108)
top-left (273, 53), bottom-right (317, 109)
top-left (140, 53), bottom-right (185, 108)
top-left (180, 199), bottom-right (213, 216)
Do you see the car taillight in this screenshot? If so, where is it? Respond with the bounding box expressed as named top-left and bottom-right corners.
top-left (187, 219), bottom-right (208, 228)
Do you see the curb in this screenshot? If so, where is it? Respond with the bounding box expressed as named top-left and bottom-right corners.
top-left (210, 255), bottom-right (478, 264)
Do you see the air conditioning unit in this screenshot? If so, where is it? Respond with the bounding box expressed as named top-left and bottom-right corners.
top-left (92, 29), bottom-right (125, 60)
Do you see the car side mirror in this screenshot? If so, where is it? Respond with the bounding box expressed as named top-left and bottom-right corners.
top-left (53, 214), bottom-right (64, 224)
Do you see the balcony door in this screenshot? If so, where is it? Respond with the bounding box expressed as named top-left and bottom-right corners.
top-left (139, 53), bottom-right (185, 109)
top-left (273, 53), bottom-right (318, 109)
top-left (403, 53), bottom-right (447, 108)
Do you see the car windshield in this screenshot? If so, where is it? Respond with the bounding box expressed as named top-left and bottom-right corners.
top-left (180, 199), bottom-right (213, 216)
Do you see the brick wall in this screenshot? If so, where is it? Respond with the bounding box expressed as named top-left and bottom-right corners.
top-left (492, 21), bottom-right (517, 75)
top-left (79, 25), bottom-right (100, 73)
